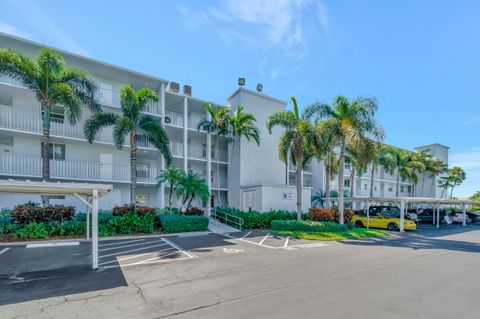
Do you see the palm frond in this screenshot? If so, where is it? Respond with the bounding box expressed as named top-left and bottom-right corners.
top-left (83, 112), bottom-right (119, 143)
top-left (113, 116), bottom-right (133, 148)
top-left (50, 82), bottom-right (82, 125)
top-left (139, 115), bottom-right (172, 165)
top-left (0, 48), bottom-right (38, 91)
top-left (265, 111), bottom-right (296, 133)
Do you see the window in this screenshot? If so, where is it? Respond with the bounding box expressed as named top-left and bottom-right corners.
top-left (137, 164), bottom-right (150, 180)
top-left (407, 186), bottom-right (412, 194)
top-left (46, 143), bottom-right (65, 160)
top-left (400, 185), bottom-right (405, 193)
top-left (388, 186), bottom-right (393, 192)
top-left (136, 193), bottom-right (149, 205)
top-left (364, 184), bottom-right (368, 190)
top-left (344, 179), bottom-right (350, 188)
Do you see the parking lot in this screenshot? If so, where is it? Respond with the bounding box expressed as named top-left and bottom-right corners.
top-left (2, 225), bottom-right (480, 318)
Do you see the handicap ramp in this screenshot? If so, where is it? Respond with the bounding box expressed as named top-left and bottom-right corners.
top-left (208, 217), bottom-right (241, 234)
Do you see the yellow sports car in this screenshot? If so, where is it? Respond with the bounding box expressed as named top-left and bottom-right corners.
top-left (352, 212), bottom-right (416, 231)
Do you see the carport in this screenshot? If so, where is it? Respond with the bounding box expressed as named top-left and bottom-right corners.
top-left (339, 196), bottom-right (480, 232)
top-left (0, 180), bottom-right (112, 269)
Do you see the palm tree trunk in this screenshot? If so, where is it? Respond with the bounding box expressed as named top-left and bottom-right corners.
top-left (370, 163), bottom-right (375, 197)
top-left (338, 141), bottom-right (346, 224)
top-left (431, 173), bottom-right (437, 197)
top-left (296, 164), bottom-right (302, 220)
top-left (395, 168), bottom-right (400, 197)
top-left (41, 104), bottom-right (51, 207)
top-left (216, 135), bottom-right (221, 207)
top-left (350, 165), bottom-right (355, 198)
top-left (450, 186), bottom-right (454, 199)
top-left (168, 183), bottom-right (174, 207)
top-left (130, 132), bottom-right (137, 205)
top-left (325, 155), bottom-right (331, 208)
top-left (187, 191), bottom-right (195, 207)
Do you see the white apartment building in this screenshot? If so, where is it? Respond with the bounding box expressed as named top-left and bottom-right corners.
top-left (0, 33), bottom-right (448, 211)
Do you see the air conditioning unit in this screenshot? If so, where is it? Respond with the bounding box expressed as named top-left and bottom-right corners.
top-left (169, 82), bottom-right (179, 93)
top-left (164, 116), bottom-right (171, 124)
top-left (183, 85), bottom-right (192, 97)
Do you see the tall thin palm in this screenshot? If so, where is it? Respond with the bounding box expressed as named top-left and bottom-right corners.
top-left (346, 139), bottom-right (375, 198)
top-left (157, 167), bottom-right (185, 207)
top-left (304, 96), bottom-right (384, 224)
top-left (429, 159), bottom-right (448, 197)
top-left (447, 166), bottom-right (466, 198)
top-left (368, 143), bottom-right (395, 197)
top-left (266, 96), bottom-right (316, 220)
top-left (385, 148), bottom-right (425, 197)
top-left (412, 149), bottom-right (432, 196)
top-left (0, 48), bottom-right (98, 204)
top-left (84, 85), bottom-right (172, 203)
top-left (197, 103), bottom-right (230, 207)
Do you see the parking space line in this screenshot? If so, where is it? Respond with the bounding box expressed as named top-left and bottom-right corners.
top-left (161, 237), bottom-right (197, 258)
top-left (99, 242), bottom-right (169, 259)
top-left (98, 246), bottom-right (178, 266)
top-left (283, 237), bottom-right (289, 248)
top-left (0, 247), bottom-right (10, 255)
top-left (99, 238), bottom-right (145, 247)
top-left (102, 256), bottom-right (194, 269)
top-left (259, 233), bottom-right (270, 245)
top-left (99, 240), bottom-right (160, 252)
top-left (241, 231), bottom-right (252, 238)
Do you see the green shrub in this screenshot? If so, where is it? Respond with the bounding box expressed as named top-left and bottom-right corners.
top-left (47, 220), bottom-right (86, 237)
top-left (157, 207), bottom-right (180, 215)
top-left (308, 207), bottom-right (355, 223)
top-left (215, 207), bottom-right (299, 229)
top-left (159, 215), bottom-right (209, 233)
top-left (16, 222), bottom-right (49, 239)
top-left (271, 220), bottom-right (348, 233)
top-left (112, 204), bottom-right (156, 216)
top-left (11, 205), bottom-right (75, 224)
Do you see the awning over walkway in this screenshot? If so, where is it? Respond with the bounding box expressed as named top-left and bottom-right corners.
top-left (0, 179), bottom-right (112, 269)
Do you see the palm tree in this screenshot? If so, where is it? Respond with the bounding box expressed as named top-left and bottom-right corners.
top-left (311, 189), bottom-right (326, 207)
top-left (428, 159), bottom-right (448, 197)
top-left (84, 85), bottom-right (172, 203)
top-left (385, 148), bottom-right (425, 197)
top-left (176, 170), bottom-right (210, 209)
top-left (197, 103), bottom-right (231, 206)
top-left (447, 166), bottom-right (466, 198)
top-left (266, 96), bottom-right (317, 220)
top-left (368, 143), bottom-right (394, 197)
top-left (346, 139), bottom-right (375, 198)
top-left (411, 149), bottom-right (433, 196)
top-left (157, 167), bottom-right (185, 207)
top-left (324, 151), bottom-right (339, 208)
top-left (0, 48), bottom-right (98, 205)
top-left (304, 96), bottom-right (384, 224)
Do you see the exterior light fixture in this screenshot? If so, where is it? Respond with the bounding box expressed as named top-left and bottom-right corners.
top-left (238, 78), bottom-right (245, 86)
top-left (183, 85), bottom-right (192, 97)
top-left (256, 83), bottom-right (263, 93)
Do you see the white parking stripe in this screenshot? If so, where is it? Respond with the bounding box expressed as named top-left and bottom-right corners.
top-left (258, 233), bottom-right (270, 245)
top-left (102, 256), bottom-right (194, 269)
top-left (99, 246), bottom-right (177, 266)
top-left (162, 237), bottom-right (197, 258)
top-left (283, 237), bottom-right (290, 248)
top-left (0, 248), bottom-right (10, 255)
top-left (99, 242), bottom-right (170, 259)
top-left (27, 241), bottom-right (79, 248)
top-left (99, 238), bottom-right (145, 247)
top-left (241, 231), bottom-right (252, 238)
top-left (99, 240), bottom-right (159, 252)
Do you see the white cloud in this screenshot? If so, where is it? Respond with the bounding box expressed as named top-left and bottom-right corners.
top-left (178, 0), bottom-right (330, 78)
top-left (0, 23), bottom-right (31, 39)
top-left (3, 0), bottom-right (88, 56)
top-left (464, 115), bottom-right (480, 126)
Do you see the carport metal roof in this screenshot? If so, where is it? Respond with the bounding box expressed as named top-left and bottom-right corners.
top-left (331, 196), bottom-right (480, 232)
top-left (0, 179), bottom-right (112, 269)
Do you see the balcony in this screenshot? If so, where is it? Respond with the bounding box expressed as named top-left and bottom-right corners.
top-left (164, 111), bottom-right (184, 127)
top-left (188, 144), bottom-right (207, 160)
top-left (211, 177), bottom-right (228, 189)
top-left (212, 149), bottom-right (228, 163)
top-left (0, 153), bottom-right (158, 184)
top-left (0, 75), bottom-right (25, 87)
top-left (96, 85), bottom-right (159, 114)
top-left (171, 142), bottom-right (184, 157)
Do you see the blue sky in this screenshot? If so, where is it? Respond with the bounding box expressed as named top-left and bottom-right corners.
top-left (0, 0), bottom-right (478, 196)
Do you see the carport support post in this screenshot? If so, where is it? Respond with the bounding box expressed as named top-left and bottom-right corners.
top-left (366, 201), bottom-right (371, 229)
top-left (462, 204), bottom-right (467, 227)
top-left (92, 189), bottom-right (99, 270)
top-left (436, 205), bottom-right (440, 229)
top-left (400, 200), bottom-right (405, 232)
top-left (86, 202), bottom-right (90, 240)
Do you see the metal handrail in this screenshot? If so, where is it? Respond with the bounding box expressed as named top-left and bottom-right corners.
top-left (211, 208), bottom-right (244, 231)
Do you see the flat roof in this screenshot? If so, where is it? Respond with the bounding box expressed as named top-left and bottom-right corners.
top-left (332, 196), bottom-right (480, 205)
top-left (0, 180), bottom-right (112, 197)
top-left (227, 88), bottom-right (288, 106)
top-left (415, 143), bottom-right (450, 150)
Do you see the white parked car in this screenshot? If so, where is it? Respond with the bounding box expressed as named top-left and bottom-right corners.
top-left (449, 211), bottom-right (472, 224)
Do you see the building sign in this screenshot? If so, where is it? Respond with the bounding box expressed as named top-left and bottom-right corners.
top-left (282, 192), bottom-right (294, 200)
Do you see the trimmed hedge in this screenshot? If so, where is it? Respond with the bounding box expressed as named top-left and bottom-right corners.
top-left (271, 220), bottom-right (349, 233)
top-left (159, 215), bottom-right (209, 233)
top-left (11, 205), bottom-right (75, 224)
top-left (215, 208), bottom-right (300, 229)
top-left (308, 207), bottom-right (355, 224)
top-left (112, 204), bottom-right (156, 216)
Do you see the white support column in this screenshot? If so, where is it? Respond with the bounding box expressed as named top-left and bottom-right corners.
top-left (91, 189), bottom-right (99, 270)
top-left (436, 205), bottom-right (440, 229)
top-left (366, 201), bottom-right (371, 229)
top-left (462, 204), bottom-right (467, 227)
top-left (183, 96), bottom-right (188, 173)
top-left (159, 83), bottom-right (166, 208)
top-left (206, 109), bottom-right (212, 214)
top-left (400, 200), bottom-right (405, 232)
top-left (86, 202), bottom-right (90, 240)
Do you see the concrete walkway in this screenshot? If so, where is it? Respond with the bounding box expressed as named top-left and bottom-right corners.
top-left (207, 217), bottom-right (240, 234)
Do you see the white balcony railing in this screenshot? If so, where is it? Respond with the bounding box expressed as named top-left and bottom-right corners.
top-left (211, 177), bottom-right (228, 189)
top-left (96, 85), bottom-right (159, 114)
top-left (0, 107), bottom-right (42, 133)
top-left (0, 76), bottom-right (25, 87)
top-left (0, 154), bottom-right (158, 183)
top-left (171, 142), bottom-right (184, 157)
top-left (212, 149), bottom-right (228, 163)
top-left (188, 144), bottom-right (207, 160)
top-left (165, 111), bottom-right (184, 127)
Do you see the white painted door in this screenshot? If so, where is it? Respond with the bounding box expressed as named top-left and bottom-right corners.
top-left (99, 82), bottom-right (113, 105)
top-left (100, 153), bottom-right (113, 180)
top-left (243, 191), bottom-right (256, 211)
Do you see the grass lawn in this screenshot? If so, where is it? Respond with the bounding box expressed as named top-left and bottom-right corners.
top-left (274, 228), bottom-right (387, 241)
